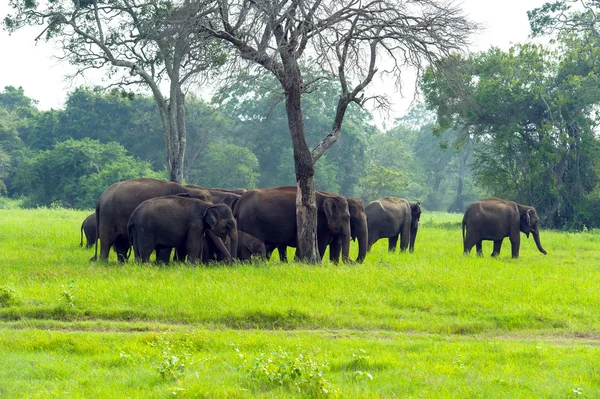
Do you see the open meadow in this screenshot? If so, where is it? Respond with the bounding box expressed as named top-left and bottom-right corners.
top-left (0, 207), bottom-right (599, 398)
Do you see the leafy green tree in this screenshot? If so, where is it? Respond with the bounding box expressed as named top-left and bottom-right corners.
top-left (14, 138), bottom-right (162, 209)
top-left (215, 72), bottom-right (375, 195)
top-left (191, 143), bottom-right (259, 189)
top-left (528, 1), bottom-right (600, 38)
top-left (422, 40), bottom-right (600, 228)
top-left (6, 0), bottom-right (225, 182)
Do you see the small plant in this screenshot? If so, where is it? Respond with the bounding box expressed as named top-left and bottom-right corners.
top-left (0, 285), bottom-right (17, 307)
top-left (348, 349), bottom-right (374, 382)
top-left (60, 280), bottom-right (76, 307)
top-left (242, 346), bottom-right (337, 398)
top-left (150, 333), bottom-right (193, 381)
top-left (349, 349), bottom-right (372, 369)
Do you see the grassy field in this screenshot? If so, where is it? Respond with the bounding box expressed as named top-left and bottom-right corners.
top-left (0, 207), bottom-right (599, 398)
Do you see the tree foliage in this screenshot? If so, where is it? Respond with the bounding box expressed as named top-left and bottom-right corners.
top-left (14, 138), bottom-right (162, 209)
top-left (5, 0), bottom-right (226, 182)
top-left (422, 38), bottom-right (600, 228)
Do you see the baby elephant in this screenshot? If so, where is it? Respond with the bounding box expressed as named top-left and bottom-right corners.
top-left (127, 196), bottom-right (238, 263)
top-left (80, 213), bottom-right (96, 248)
top-left (202, 230), bottom-right (266, 262)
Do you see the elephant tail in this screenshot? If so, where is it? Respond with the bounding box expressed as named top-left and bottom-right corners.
top-left (92, 204), bottom-right (100, 261)
top-left (462, 216), bottom-right (466, 245)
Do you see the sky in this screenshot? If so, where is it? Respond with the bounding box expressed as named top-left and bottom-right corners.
top-left (0, 0), bottom-right (549, 125)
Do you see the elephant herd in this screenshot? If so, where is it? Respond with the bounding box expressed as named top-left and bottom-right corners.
top-left (79, 178), bottom-right (547, 264)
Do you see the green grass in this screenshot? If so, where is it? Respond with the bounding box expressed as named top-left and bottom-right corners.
top-left (1, 208), bottom-right (599, 398)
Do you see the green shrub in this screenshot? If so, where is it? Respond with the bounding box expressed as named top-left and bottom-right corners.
top-left (241, 346), bottom-right (336, 397)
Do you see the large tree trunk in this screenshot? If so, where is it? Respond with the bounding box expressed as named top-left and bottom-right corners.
top-left (284, 82), bottom-right (319, 263)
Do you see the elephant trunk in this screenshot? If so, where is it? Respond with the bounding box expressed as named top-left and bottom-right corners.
top-left (533, 229), bottom-right (547, 255)
top-left (355, 215), bottom-right (368, 263)
top-left (229, 225), bottom-right (239, 261)
top-left (341, 222), bottom-right (351, 263)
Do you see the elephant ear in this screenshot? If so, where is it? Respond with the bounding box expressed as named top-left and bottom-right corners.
top-left (204, 207), bottom-right (220, 230)
top-left (323, 198), bottom-right (337, 221)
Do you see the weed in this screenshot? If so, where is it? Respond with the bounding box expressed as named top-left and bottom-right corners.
top-left (60, 280), bottom-right (76, 308)
top-left (349, 349), bottom-right (372, 369)
top-left (0, 285), bottom-right (17, 307)
top-left (241, 346), bottom-right (337, 398)
top-left (150, 333), bottom-right (193, 381)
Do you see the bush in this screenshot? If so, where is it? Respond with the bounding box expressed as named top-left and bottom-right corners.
top-left (14, 138), bottom-right (164, 209)
top-left (241, 346), bottom-right (336, 397)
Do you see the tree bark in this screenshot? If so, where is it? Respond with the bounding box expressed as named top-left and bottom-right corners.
top-left (284, 82), bottom-right (319, 263)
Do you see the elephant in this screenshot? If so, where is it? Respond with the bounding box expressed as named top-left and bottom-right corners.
top-left (201, 230), bottom-right (266, 262)
top-left (80, 213), bottom-right (96, 248)
top-left (462, 197), bottom-right (547, 258)
top-left (234, 186), bottom-right (351, 262)
top-left (328, 197), bottom-right (368, 263)
top-left (187, 186), bottom-right (241, 211)
top-left (127, 196), bottom-right (238, 263)
top-left (94, 178), bottom-right (212, 262)
top-left (365, 197), bottom-right (421, 253)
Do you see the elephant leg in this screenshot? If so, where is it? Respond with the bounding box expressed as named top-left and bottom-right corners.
top-left (174, 246), bottom-right (187, 262)
top-left (278, 246), bottom-right (288, 262)
top-left (156, 248), bottom-right (172, 263)
top-left (114, 235), bottom-right (130, 263)
top-left (510, 234), bottom-right (520, 258)
top-left (318, 238), bottom-right (328, 261)
top-left (399, 223), bottom-right (410, 252)
top-left (329, 237), bottom-right (342, 264)
top-left (185, 232), bottom-right (204, 264)
top-left (137, 240), bottom-right (154, 263)
top-left (388, 234), bottom-right (399, 252)
top-left (463, 231), bottom-right (476, 255)
top-left (99, 231), bottom-right (114, 261)
top-left (491, 240), bottom-right (503, 257)
top-left (265, 244), bottom-right (276, 260)
top-left (476, 240), bottom-right (483, 256)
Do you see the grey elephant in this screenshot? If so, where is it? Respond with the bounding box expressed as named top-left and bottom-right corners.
top-left (328, 197), bottom-right (368, 263)
top-left (365, 197), bottom-right (421, 253)
top-left (127, 196), bottom-right (237, 263)
top-left (234, 186), bottom-right (351, 262)
top-left (80, 213), bottom-right (96, 248)
top-left (94, 178), bottom-right (211, 262)
top-left (462, 198), bottom-right (547, 258)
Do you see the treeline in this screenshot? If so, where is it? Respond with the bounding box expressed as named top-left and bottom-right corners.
top-left (4, 27), bottom-right (600, 230)
top-left (0, 75), bottom-right (479, 213)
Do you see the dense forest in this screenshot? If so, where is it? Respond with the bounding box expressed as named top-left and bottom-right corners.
top-left (0, 78), bottom-right (483, 214)
top-left (2, 0), bottom-right (600, 230)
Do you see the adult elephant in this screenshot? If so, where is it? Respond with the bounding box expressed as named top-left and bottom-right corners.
top-left (365, 197), bottom-right (421, 253)
top-left (128, 196), bottom-right (237, 263)
top-left (234, 186), bottom-right (351, 262)
top-left (462, 198), bottom-right (547, 258)
top-left (80, 213), bottom-right (96, 248)
top-left (329, 198), bottom-right (368, 263)
top-left (94, 178), bottom-right (211, 262)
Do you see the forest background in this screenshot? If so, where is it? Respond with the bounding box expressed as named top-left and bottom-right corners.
top-left (2, 3), bottom-right (600, 231)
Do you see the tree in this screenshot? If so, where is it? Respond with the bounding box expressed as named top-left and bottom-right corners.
top-left (529, 0), bottom-right (600, 38)
top-left (422, 41), bottom-right (600, 228)
top-left (215, 71), bottom-right (375, 195)
top-left (185, 0), bottom-right (477, 261)
top-left (5, 0), bottom-right (225, 182)
top-left (193, 143), bottom-right (259, 189)
top-left (14, 138), bottom-right (162, 209)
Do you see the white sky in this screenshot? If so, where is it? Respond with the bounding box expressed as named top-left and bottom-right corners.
top-left (0, 0), bottom-right (549, 125)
